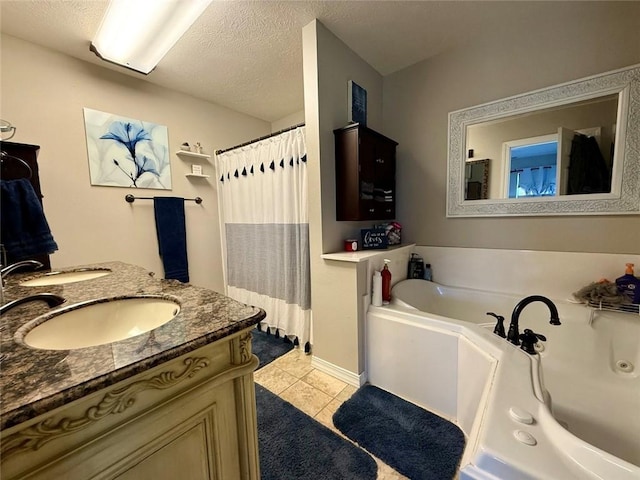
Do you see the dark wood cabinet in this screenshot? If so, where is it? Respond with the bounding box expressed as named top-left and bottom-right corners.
top-left (334, 124), bottom-right (397, 221)
top-left (0, 141), bottom-right (51, 269)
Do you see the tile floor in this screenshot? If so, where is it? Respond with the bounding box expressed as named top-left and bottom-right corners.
top-left (254, 347), bottom-right (409, 480)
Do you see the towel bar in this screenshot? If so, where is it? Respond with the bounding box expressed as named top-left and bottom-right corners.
top-left (125, 194), bottom-right (203, 204)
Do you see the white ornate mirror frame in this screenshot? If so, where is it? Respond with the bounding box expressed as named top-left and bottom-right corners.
top-left (447, 64), bottom-right (640, 217)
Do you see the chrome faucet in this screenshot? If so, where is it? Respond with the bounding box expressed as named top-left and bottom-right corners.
top-left (1, 260), bottom-right (43, 284)
top-left (0, 293), bottom-right (65, 315)
top-left (507, 295), bottom-right (561, 345)
top-left (0, 260), bottom-right (44, 305)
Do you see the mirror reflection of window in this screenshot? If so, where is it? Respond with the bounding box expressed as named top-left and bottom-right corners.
top-left (504, 136), bottom-right (558, 198)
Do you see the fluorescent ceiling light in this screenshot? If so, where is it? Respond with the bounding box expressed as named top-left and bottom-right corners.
top-left (91, 0), bottom-right (212, 74)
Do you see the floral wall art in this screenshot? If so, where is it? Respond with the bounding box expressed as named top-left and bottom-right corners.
top-left (83, 108), bottom-right (171, 189)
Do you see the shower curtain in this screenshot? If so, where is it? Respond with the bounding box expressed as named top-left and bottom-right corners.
top-left (216, 127), bottom-right (310, 349)
top-left (517, 166), bottom-right (556, 197)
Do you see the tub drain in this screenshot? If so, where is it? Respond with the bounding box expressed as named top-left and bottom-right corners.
top-left (615, 360), bottom-right (634, 373)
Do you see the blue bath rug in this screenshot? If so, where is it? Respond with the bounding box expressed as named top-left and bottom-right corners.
top-left (333, 385), bottom-right (466, 480)
top-left (256, 384), bottom-right (377, 479)
top-left (252, 326), bottom-right (294, 369)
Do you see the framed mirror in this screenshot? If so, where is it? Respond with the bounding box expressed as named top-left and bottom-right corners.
top-left (447, 64), bottom-right (640, 217)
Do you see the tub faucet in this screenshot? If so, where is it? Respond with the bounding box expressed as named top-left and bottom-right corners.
top-left (486, 312), bottom-right (506, 338)
top-left (0, 293), bottom-right (66, 315)
top-left (507, 295), bottom-right (561, 346)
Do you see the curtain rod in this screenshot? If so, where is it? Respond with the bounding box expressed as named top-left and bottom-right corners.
top-left (215, 122), bottom-right (305, 155)
top-left (125, 194), bottom-right (203, 204)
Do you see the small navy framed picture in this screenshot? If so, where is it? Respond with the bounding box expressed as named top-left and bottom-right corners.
top-left (348, 80), bottom-right (367, 126)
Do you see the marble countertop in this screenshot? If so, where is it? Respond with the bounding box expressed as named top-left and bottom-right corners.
top-left (0, 261), bottom-right (265, 430)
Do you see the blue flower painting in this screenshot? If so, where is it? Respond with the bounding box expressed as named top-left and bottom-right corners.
top-left (84, 108), bottom-right (171, 189)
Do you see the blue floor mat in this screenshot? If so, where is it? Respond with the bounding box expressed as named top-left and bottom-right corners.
top-left (333, 385), bottom-right (465, 480)
top-left (256, 384), bottom-right (377, 479)
top-left (252, 327), bottom-right (294, 369)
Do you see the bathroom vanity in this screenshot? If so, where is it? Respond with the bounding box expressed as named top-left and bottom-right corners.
top-left (0, 262), bottom-right (265, 480)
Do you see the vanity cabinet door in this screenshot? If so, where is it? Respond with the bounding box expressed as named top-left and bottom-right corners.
top-left (115, 423), bottom-right (211, 480)
top-left (111, 382), bottom-right (237, 480)
top-left (334, 124), bottom-right (398, 221)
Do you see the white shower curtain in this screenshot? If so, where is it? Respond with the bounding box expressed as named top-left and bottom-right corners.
top-left (216, 127), bottom-right (310, 349)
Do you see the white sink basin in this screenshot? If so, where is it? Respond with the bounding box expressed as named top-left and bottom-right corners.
top-left (20, 269), bottom-right (112, 287)
top-left (19, 296), bottom-right (181, 350)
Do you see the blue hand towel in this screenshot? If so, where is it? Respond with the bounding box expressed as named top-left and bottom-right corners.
top-left (1, 178), bottom-right (58, 260)
top-left (153, 197), bottom-right (189, 283)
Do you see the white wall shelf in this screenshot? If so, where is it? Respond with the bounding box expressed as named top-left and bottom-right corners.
top-left (185, 173), bottom-right (210, 178)
top-left (176, 150), bottom-right (211, 160)
top-left (321, 243), bottom-right (415, 263)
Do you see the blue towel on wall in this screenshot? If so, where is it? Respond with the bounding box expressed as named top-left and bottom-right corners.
top-left (153, 197), bottom-right (189, 283)
top-left (1, 178), bottom-right (58, 260)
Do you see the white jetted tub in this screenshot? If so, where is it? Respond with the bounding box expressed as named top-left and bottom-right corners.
top-left (366, 279), bottom-right (639, 480)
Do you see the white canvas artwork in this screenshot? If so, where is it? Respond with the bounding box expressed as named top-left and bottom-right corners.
top-left (84, 108), bottom-right (172, 189)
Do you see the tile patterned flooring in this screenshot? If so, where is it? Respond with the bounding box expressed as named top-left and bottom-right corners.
top-left (254, 348), bottom-right (409, 480)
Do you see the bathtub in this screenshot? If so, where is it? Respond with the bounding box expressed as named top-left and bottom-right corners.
top-left (366, 279), bottom-right (639, 480)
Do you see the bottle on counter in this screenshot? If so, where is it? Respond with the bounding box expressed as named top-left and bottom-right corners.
top-left (381, 259), bottom-right (392, 304)
top-left (372, 270), bottom-right (383, 307)
top-left (616, 263), bottom-right (640, 304)
top-left (423, 263), bottom-right (432, 282)
top-left (407, 253), bottom-right (424, 279)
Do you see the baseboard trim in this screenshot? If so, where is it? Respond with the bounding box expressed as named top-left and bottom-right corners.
top-left (311, 356), bottom-right (366, 387)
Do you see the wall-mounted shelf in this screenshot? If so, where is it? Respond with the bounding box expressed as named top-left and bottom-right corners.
top-left (176, 150), bottom-right (211, 160)
top-left (185, 173), bottom-right (210, 178)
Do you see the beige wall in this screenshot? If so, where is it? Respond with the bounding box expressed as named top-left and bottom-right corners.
top-left (1, 34), bottom-right (270, 291)
top-left (384, 2), bottom-right (640, 254)
top-left (303, 20), bottom-right (384, 375)
top-left (271, 110), bottom-right (305, 133)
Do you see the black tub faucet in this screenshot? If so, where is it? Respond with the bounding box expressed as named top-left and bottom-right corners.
top-left (486, 312), bottom-right (506, 338)
top-left (507, 295), bottom-right (561, 346)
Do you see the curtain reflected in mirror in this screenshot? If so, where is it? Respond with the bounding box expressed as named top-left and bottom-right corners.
top-left (464, 159), bottom-right (489, 200)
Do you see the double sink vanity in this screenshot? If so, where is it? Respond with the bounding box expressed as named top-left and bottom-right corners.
top-left (0, 261), bottom-right (265, 479)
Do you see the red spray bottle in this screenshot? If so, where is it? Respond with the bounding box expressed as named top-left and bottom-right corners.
top-left (381, 259), bottom-right (392, 304)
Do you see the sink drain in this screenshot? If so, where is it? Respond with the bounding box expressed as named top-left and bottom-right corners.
top-left (615, 360), bottom-right (634, 373)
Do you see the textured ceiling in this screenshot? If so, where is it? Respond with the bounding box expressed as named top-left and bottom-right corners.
top-left (1, 1), bottom-right (563, 122)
